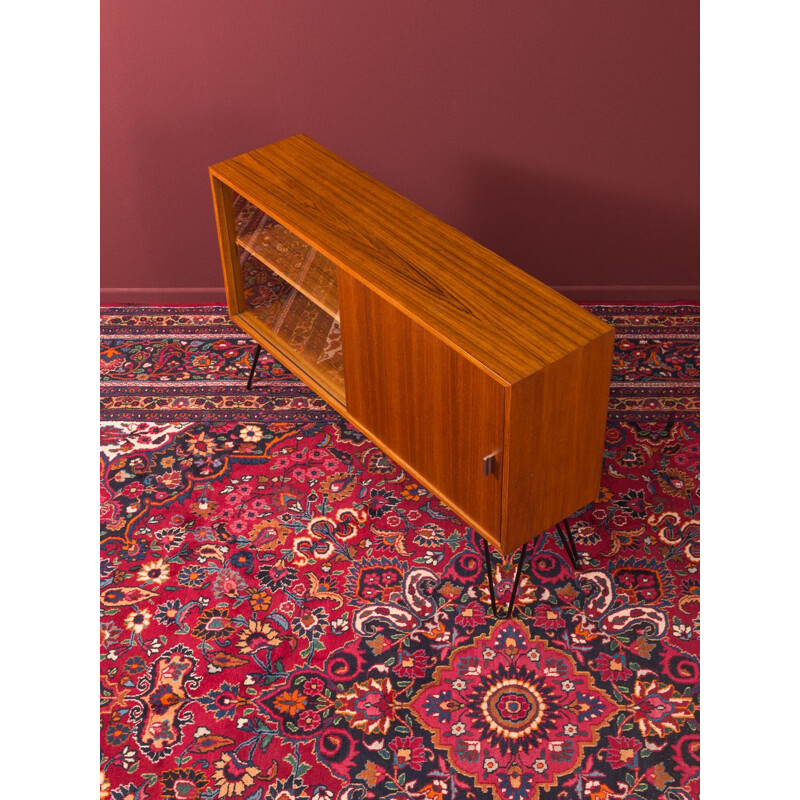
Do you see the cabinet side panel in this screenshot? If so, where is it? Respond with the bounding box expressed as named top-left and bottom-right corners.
top-left (210, 175), bottom-right (246, 316)
top-left (502, 330), bottom-right (614, 553)
top-left (339, 272), bottom-right (505, 539)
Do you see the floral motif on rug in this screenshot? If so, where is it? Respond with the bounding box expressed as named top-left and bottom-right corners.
top-left (100, 304), bottom-right (698, 423)
top-left (410, 622), bottom-right (617, 800)
top-left (100, 304), bottom-right (699, 800)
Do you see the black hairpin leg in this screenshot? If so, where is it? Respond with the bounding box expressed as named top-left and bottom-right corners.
top-left (483, 538), bottom-right (528, 618)
top-left (246, 343), bottom-right (262, 390)
top-left (556, 518), bottom-right (581, 571)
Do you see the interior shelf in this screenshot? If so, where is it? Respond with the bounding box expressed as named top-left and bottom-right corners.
top-left (238, 248), bottom-right (345, 403)
top-left (234, 193), bottom-right (340, 321)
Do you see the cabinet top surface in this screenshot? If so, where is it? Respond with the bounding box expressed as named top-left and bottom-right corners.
top-left (211, 134), bottom-right (612, 384)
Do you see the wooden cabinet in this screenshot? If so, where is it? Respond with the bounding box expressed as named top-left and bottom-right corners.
top-left (210, 134), bottom-right (614, 555)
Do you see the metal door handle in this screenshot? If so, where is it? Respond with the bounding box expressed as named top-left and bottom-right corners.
top-left (483, 454), bottom-right (495, 476)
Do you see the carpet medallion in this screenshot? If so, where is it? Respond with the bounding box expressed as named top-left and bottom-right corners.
top-left (101, 305), bottom-right (699, 800)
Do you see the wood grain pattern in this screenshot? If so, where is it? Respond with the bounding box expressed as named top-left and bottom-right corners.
top-left (210, 135), bottom-right (613, 385)
top-left (210, 136), bottom-right (616, 556)
top-left (339, 270), bottom-right (506, 538)
top-left (210, 177), bottom-right (245, 316)
top-left (501, 329), bottom-right (615, 553)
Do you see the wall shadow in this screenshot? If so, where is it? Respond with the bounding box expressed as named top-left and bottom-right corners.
top-left (461, 158), bottom-right (699, 290)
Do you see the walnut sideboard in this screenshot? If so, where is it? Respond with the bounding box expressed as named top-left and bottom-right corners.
top-left (210, 134), bottom-right (614, 563)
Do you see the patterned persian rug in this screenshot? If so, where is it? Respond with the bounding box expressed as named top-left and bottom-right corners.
top-left (100, 304), bottom-right (699, 800)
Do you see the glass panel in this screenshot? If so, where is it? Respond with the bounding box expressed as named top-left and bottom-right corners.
top-left (233, 194), bottom-right (339, 320)
top-left (231, 193), bottom-right (345, 402)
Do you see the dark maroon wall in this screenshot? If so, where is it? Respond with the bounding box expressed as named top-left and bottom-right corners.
top-left (101, 1), bottom-right (698, 302)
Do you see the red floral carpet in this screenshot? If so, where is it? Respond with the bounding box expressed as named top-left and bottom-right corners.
top-left (101, 305), bottom-right (699, 800)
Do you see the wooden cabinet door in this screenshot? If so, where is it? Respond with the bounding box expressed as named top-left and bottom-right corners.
top-left (339, 272), bottom-right (505, 542)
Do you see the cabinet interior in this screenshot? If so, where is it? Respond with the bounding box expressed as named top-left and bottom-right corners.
top-left (232, 193), bottom-right (346, 403)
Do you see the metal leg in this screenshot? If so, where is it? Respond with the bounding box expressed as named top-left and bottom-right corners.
top-left (246, 343), bottom-right (262, 390)
top-left (483, 538), bottom-right (499, 617)
top-left (557, 519), bottom-right (581, 571)
top-left (506, 542), bottom-right (528, 618)
top-left (483, 538), bottom-right (529, 618)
